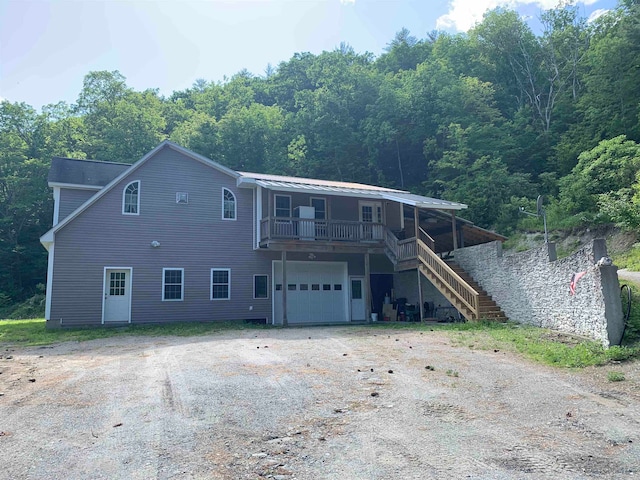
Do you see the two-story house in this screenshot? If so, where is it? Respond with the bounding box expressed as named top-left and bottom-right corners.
top-left (40, 141), bottom-right (505, 328)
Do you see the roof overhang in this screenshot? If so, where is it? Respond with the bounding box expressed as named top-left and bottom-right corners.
top-left (48, 182), bottom-right (103, 191)
top-left (238, 175), bottom-right (467, 210)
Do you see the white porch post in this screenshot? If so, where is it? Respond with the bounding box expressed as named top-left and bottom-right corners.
top-left (364, 252), bottom-right (371, 323)
top-left (415, 206), bottom-right (424, 321)
top-left (282, 250), bottom-right (288, 327)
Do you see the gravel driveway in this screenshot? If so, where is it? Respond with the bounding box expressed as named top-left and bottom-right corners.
top-left (1, 327), bottom-right (639, 479)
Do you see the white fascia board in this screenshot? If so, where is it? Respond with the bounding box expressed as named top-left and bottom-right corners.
top-left (417, 202), bottom-right (468, 210)
top-left (48, 182), bottom-right (103, 190)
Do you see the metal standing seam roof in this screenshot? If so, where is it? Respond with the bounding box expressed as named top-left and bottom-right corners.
top-left (238, 172), bottom-right (467, 210)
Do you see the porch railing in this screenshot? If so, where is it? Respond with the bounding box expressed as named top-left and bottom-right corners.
top-left (260, 217), bottom-right (385, 243)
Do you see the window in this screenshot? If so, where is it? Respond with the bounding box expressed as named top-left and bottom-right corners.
top-left (176, 192), bottom-right (189, 204)
top-left (222, 188), bottom-right (236, 220)
top-left (275, 195), bottom-right (291, 218)
top-left (163, 268), bottom-right (183, 301)
top-left (123, 181), bottom-right (140, 215)
top-left (254, 275), bottom-right (268, 299)
top-left (334, 284), bottom-right (342, 291)
top-left (310, 197), bottom-right (326, 219)
top-left (211, 268), bottom-right (230, 300)
top-left (109, 272), bottom-right (126, 296)
top-left (323, 284), bottom-right (331, 291)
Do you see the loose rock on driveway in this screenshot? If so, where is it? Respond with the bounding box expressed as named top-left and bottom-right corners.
top-left (1, 327), bottom-right (639, 479)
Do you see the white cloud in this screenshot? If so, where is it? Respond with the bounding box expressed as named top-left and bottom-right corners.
top-left (339, 0), bottom-right (355, 4)
top-left (436, 0), bottom-right (602, 32)
top-left (587, 8), bottom-right (609, 23)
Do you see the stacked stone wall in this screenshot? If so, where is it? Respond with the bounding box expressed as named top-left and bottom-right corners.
top-left (453, 240), bottom-right (623, 346)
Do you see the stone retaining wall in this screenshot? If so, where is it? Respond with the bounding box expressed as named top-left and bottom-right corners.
top-left (452, 239), bottom-right (624, 346)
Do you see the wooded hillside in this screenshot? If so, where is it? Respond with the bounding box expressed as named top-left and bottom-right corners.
top-left (1, 2), bottom-right (639, 308)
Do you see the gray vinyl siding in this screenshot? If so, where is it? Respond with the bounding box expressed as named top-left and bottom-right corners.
top-left (58, 188), bottom-right (99, 223)
top-left (49, 147), bottom-right (400, 327)
top-left (50, 147), bottom-right (278, 326)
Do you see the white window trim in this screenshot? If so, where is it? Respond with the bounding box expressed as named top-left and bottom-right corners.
top-left (211, 268), bottom-right (231, 301)
top-left (274, 194), bottom-right (291, 218)
top-left (162, 267), bottom-right (184, 302)
top-left (222, 188), bottom-right (237, 221)
top-left (253, 274), bottom-right (269, 300)
top-left (310, 196), bottom-right (326, 219)
top-left (122, 180), bottom-right (141, 216)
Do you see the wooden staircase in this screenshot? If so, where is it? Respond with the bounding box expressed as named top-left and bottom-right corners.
top-left (442, 261), bottom-right (507, 321)
top-left (385, 227), bottom-right (507, 322)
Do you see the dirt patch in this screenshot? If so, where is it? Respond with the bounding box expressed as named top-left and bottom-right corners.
top-left (1, 327), bottom-right (638, 479)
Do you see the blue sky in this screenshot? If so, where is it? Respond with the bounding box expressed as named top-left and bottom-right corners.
top-left (0, 0), bottom-right (616, 110)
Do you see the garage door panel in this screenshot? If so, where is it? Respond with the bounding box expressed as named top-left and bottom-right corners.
top-left (273, 261), bottom-right (348, 325)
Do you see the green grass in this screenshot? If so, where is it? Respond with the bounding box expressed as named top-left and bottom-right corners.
top-left (607, 371), bottom-right (626, 382)
top-left (3, 318), bottom-right (639, 369)
top-left (0, 319), bottom-right (272, 346)
top-left (446, 322), bottom-right (639, 368)
top-left (612, 243), bottom-right (640, 271)
top-left (372, 320), bottom-right (640, 368)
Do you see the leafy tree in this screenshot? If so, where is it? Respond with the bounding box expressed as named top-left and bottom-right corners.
top-left (559, 135), bottom-right (640, 214)
top-left (0, 102), bottom-right (51, 304)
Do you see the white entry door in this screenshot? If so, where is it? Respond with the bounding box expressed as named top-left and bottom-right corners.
top-left (359, 201), bottom-right (383, 240)
top-left (103, 268), bottom-right (132, 323)
top-left (350, 276), bottom-right (366, 321)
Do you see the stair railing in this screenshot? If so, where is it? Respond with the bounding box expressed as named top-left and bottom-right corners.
top-left (416, 237), bottom-right (480, 320)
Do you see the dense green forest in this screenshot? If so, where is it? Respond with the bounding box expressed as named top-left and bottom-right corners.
top-left (1, 2), bottom-right (640, 311)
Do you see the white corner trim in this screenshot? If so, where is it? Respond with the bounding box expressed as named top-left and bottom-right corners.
top-left (256, 186), bottom-right (262, 249)
top-left (52, 187), bottom-right (60, 226)
top-left (45, 243), bottom-right (54, 321)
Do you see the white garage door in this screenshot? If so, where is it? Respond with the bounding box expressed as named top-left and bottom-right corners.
top-left (273, 261), bottom-right (349, 325)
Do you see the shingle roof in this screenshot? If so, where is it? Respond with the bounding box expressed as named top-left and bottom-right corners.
top-left (48, 157), bottom-right (131, 187)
